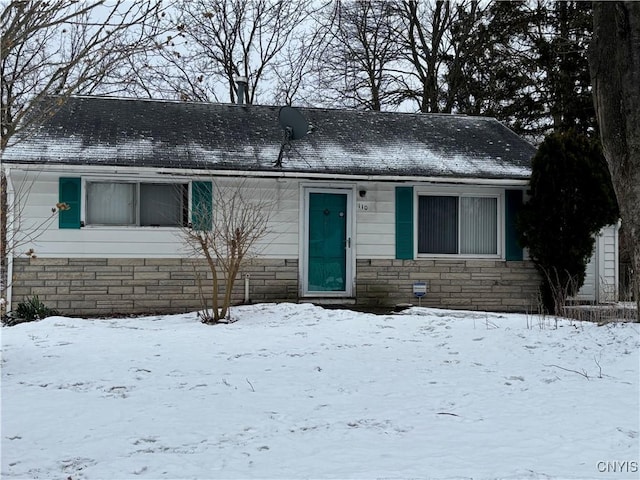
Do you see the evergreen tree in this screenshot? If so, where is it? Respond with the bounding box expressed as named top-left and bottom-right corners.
top-left (538, 1), bottom-right (595, 136)
top-left (448, 1), bottom-right (595, 142)
top-left (518, 131), bottom-right (618, 313)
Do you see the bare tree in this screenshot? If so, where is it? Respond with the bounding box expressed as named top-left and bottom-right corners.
top-left (1, 0), bottom-right (167, 313)
top-left (309, 0), bottom-right (480, 112)
top-left (271, 2), bottom-right (334, 106)
top-left (183, 180), bottom-right (276, 323)
top-left (132, 0), bottom-right (315, 104)
top-left (589, 1), bottom-right (640, 321)
top-left (1, 0), bottom-right (168, 150)
top-left (270, 31), bottom-right (318, 106)
top-left (312, 1), bottom-right (402, 110)
top-left (394, 0), bottom-right (454, 113)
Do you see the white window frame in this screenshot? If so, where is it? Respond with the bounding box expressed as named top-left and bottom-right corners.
top-left (83, 178), bottom-right (189, 228)
top-left (414, 186), bottom-right (504, 259)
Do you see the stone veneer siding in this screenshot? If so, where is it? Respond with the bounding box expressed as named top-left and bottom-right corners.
top-left (10, 258), bottom-right (299, 316)
top-left (355, 259), bottom-right (541, 312)
top-left (10, 257), bottom-right (541, 316)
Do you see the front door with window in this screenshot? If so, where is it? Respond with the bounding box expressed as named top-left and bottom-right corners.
top-left (304, 189), bottom-right (352, 296)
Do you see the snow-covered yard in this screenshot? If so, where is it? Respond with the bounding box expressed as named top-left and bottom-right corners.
top-left (1, 303), bottom-right (639, 479)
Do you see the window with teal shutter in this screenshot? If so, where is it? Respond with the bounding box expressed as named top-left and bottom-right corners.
top-left (58, 177), bottom-right (81, 229)
top-left (395, 186), bottom-right (414, 259)
top-left (505, 189), bottom-right (524, 261)
top-left (191, 181), bottom-right (212, 231)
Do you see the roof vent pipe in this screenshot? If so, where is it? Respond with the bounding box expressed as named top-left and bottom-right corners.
top-left (235, 76), bottom-right (248, 105)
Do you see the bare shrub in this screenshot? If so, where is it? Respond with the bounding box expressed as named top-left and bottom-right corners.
top-left (183, 180), bottom-right (276, 324)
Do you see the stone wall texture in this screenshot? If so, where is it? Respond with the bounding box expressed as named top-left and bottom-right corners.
top-left (355, 259), bottom-right (541, 311)
top-left (10, 258), bottom-right (299, 316)
top-left (10, 257), bottom-right (540, 316)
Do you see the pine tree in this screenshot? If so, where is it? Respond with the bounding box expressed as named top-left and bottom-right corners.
top-left (518, 131), bottom-right (618, 313)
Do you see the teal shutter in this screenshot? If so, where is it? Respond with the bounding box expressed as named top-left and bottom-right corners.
top-left (58, 177), bottom-right (81, 229)
top-left (395, 186), bottom-right (414, 259)
top-left (505, 189), bottom-right (524, 261)
top-left (191, 181), bottom-right (212, 231)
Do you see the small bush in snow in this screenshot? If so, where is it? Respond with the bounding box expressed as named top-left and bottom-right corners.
top-left (2, 295), bottom-right (58, 326)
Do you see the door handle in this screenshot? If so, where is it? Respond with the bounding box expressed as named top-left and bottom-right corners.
top-left (347, 237), bottom-right (351, 248)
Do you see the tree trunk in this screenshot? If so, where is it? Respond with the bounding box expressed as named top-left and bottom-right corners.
top-left (589, 2), bottom-right (640, 321)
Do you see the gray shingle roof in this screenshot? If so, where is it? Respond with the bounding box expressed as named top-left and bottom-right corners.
top-left (3, 96), bottom-right (535, 179)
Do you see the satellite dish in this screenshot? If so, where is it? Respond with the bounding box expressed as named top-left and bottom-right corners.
top-left (279, 106), bottom-right (309, 141)
top-left (274, 106), bottom-right (311, 168)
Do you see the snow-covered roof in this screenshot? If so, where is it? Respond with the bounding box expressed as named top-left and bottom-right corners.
top-left (3, 96), bottom-right (535, 179)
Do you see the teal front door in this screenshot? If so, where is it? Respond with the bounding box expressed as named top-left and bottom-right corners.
top-left (308, 192), bottom-right (348, 292)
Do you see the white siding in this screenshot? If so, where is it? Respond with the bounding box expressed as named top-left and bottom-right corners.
top-left (9, 170), bottom-right (405, 262)
top-left (597, 223), bottom-right (619, 302)
top-left (8, 171), bottom-right (300, 259)
top-left (17, 170), bottom-right (617, 299)
top-left (355, 183), bottom-right (395, 258)
top-left (574, 224), bottom-right (619, 302)
top-left (579, 256), bottom-right (597, 300)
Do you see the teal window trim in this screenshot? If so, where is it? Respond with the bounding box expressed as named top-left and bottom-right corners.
top-left (505, 189), bottom-right (524, 261)
top-left (395, 186), bottom-right (414, 259)
top-left (191, 181), bottom-right (212, 231)
top-left (58, 177), bottom-right (81, 229)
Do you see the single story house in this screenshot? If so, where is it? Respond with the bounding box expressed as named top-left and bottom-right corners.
top-left (1, 96), bottom-right (618, 315)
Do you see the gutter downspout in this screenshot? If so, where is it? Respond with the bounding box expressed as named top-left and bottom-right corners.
top-left (4, 167), bottom-right (15, 312)
top-left (244, 274), bottom-right (250, 304)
